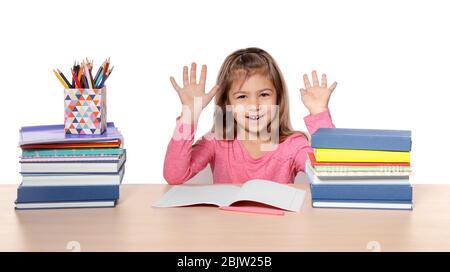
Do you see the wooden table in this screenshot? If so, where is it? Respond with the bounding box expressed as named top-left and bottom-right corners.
top-left (1, 184), bottom-right (449, 251)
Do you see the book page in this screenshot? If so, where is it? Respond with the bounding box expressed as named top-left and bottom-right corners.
top-left (306, 160), bottom-right (411, 185)
top-left (228, 180), bottom-right (306, 212)
top-left (152, 184), bottom-right (241, 208)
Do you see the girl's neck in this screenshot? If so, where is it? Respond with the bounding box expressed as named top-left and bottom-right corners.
top-left (238, 130), bottom-right (272, 144)
top-left (239, 134), bottom-right (278, 159)
top-left (240, 137), bottom-right (271, 145)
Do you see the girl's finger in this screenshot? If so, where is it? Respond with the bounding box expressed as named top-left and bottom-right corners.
top-left (190, 62), bottom-right (197, 85)
top-left (329, 81), bottom-right (337, 92)
top-left (199, 65), bottom-right (207, 87)
top-left (170, 76), bottom-right (181, 92)
top-left (303, 74), bottom-right (311, 89)
top-left (321, 74), bottom-right (327, 88)
top-left (183, 66), bottom-right (189, 87)
top-left (312, 70), bottom-right (319, 87)
top-left (299, 88), bottom-right (306, 96)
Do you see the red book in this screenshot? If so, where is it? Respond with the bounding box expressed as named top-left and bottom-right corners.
top-left (20, 140), bottom-right (122, 150)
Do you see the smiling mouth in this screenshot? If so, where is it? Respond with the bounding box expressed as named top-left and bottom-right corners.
top-left (246, 113), bottom-right (265, 120)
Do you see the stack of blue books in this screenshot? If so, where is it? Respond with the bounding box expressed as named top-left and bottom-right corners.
top-left (15, 122), bottom-right (125, 210)
top-left (307, 128), bottom-right (413, 210)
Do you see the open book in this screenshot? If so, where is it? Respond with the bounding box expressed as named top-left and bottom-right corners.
top-left (153, 179), bottom-right (306, 212)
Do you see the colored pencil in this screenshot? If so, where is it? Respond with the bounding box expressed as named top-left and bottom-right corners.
top-left (53, 69), bottom-right (69, 88)
top-left (98, 74), bottom-right (108, 88)
top-left (83, 62), bottom-right (93, 89)
top-left (55, 58), bottom-right (113, 89)
top-left (57, 69), bottom-right (72, 88)
top-left (71, 68), bottom-right (82, 88)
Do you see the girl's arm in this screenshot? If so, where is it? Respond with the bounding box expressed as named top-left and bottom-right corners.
top-left (294, 71), bottom-right (337, 173)
top-left (163, 63), bottom-right (219, 184)
top-left (304, 108), bottom-right (335, 135)
top-left (163, 117), bottom-right (215, 184)
top-left (292, 109), bottom-right (335, 174)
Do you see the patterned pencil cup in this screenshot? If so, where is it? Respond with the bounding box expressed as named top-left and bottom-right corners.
top-left (64, 87), bottom-right (107, 134)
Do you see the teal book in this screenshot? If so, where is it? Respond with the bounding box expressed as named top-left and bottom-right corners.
top-left (22, 148), bottom-right (124, 157)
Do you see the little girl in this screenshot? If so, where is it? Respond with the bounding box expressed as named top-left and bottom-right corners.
top-left (164, 47), bottom-right (337, 184)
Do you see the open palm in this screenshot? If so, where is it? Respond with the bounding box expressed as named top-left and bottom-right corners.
top-left (170, 63), bottom-right (219, 110)
top-left (300, 70), bottom-right (337, 115)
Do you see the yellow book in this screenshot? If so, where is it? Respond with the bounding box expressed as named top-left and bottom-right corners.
top-left (314, 148), bottom-right (410, 163)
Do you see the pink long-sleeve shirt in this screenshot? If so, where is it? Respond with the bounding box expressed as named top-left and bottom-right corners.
top-left (163, 109), bottom-right (335, 184)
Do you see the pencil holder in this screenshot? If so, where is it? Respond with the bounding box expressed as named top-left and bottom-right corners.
top-left (64, 86), bottom-right (107, 134)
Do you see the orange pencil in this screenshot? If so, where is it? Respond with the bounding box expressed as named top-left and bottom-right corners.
top-left (77, 62), bottom-right (82, 82)
top-left (104, 58), bottom-right (110, 74)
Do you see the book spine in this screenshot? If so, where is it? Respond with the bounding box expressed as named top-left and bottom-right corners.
top-left (314, 148), bottom-right (411, 163)
top-left (313, 166), bottom-right (411, 172)
top-left (311, 132), bottom-right (412, 151)
top-left (22, 148), bottom-right (124, 157)
top-left (16, 185), bottom-right (120, 203)
top-left (310, 184), bottom-right (413, 201)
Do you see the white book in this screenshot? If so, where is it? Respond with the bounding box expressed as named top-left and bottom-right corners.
top-left (307, 160), bottom-right (411, 177)
top-left (20, 153), bottom-right (126, 173)
top-left (312, 201), bottom-right (413, 210)
top-left (15, 200), bottom-right (116, 210)
top-left (21, 166), bottom-right (125, 187)
top-left (305, 160), bottom-right (410, 185)
top-left (153, 179), bottom-right (306, 212)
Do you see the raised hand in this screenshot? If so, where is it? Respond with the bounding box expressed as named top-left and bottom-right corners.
top-left (170, 63), bottom-right (219, 111)
top-left (300, 70), bottom-right (337, 115)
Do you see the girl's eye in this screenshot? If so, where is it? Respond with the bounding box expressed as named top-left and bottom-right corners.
top-left (260, 93), bottom-right (271, 97)
top-left (236, 95), bottom-right (247, 99)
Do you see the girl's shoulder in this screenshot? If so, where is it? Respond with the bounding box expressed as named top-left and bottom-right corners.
top-left (281, 131), bottom-right (310, 145)
top-left (198, 131), bottom-right (232, 149)
top-left (276, 131), bottom-right (311, 156)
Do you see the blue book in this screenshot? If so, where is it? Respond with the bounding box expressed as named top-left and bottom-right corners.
top-left (16, 185), bottom-right (120, 203)
top-left (310, 184), bottom-right (412, 201)
top-left (311, 128), bottom-right (412, 151)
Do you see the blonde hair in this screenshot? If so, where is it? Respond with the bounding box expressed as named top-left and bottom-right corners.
top-left (213, 47), bottom-right (304, 143)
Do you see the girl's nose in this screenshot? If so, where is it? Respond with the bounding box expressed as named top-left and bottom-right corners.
top-left (249, 95), bottom-right (260, 108)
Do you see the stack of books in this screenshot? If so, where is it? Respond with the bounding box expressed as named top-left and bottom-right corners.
top-left (307, 128), bottom-right (413, 210)
top-left (15, 122), bottom-right (125, 210)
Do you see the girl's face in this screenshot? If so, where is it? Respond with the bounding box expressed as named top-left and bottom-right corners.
top-left (228, 73), bottom-right (277, 137)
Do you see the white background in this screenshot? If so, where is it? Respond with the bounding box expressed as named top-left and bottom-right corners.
top-left (0, 0), bottom-right (448, 184)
